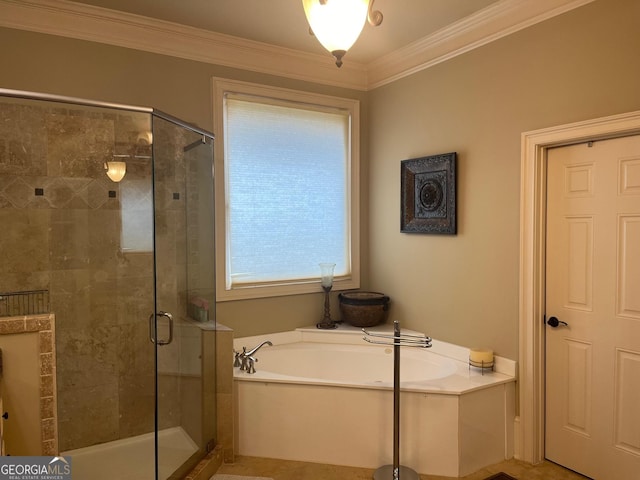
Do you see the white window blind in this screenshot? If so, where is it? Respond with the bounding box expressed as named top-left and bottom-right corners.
top-left (225, 96), bottom-right (350, 287)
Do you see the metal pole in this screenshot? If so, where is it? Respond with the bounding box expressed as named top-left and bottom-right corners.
top-left (371, 320), bottom-right (421, 480)
top-left (393, 320), bottom-right (400, 476)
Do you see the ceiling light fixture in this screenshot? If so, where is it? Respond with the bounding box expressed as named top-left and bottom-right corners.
top-left (303, 0), bottom-right (383, 68)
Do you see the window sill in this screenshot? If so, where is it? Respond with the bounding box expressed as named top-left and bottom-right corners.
top-left (215, 277), bottom-right (359, 302)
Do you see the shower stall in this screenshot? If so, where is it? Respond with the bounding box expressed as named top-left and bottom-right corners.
top-left (0, 89), bottom-right (216, 479)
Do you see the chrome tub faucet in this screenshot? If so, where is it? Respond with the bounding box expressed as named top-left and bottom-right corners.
top-left (234, 340), bottom-right (273, 374)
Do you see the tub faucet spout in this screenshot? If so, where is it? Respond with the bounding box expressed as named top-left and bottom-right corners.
top-left (245, 340), bottom-right (273, 356)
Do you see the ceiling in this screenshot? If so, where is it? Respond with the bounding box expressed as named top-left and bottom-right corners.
top-left (0, 0), bottom-right (595, 90)
top-left (67, 0), bottom-right (500, 65)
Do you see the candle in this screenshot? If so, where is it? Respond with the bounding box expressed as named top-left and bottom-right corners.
top-left (470, 348), bottom-right (494, 365)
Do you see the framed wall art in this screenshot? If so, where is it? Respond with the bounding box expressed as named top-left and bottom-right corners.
top-left (400, 152), bottom-right (457, 234)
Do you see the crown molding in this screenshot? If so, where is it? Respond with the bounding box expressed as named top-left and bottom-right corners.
top-left (0, 0), bottom-right (595, 91)
top-left (366, 0), bottom-right (596, 89)
top-left (0, 0), bottom-right (369, 90)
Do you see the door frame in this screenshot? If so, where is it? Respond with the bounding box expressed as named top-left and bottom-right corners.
top-left (518, 109), bottom-right (640, 464)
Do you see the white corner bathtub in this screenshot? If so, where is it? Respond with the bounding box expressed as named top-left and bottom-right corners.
top-left (233, 325), bottom-right (516, 478)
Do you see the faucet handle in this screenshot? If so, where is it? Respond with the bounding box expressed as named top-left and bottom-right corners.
top-left (238, 347), bottom-right (249, 371)
top-left (233, 349), bottom-right (241, 368)
top-left (247, 356), bottom-right (257, 374)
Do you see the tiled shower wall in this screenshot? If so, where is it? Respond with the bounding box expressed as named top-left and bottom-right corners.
top-left (0, 100), bottom-right (186, 451)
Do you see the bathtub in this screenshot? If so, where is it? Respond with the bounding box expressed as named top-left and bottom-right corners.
top-left (233, 325), bottom-right (516, 478)
top-left (62, 427), bottom-right (198, 480)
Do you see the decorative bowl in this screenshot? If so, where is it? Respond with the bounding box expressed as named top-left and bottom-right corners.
top-left (338, 291), bottom-right (390, 327)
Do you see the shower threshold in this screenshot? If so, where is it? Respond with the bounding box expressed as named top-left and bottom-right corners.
top-left (62, 426), bottom-right (198, 480)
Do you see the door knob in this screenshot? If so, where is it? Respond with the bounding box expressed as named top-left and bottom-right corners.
top-left (547, 316), bottom-right (568, 328)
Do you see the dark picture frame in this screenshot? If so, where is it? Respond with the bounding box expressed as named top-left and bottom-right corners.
top-left (400, 152), bottom-right (457, 234)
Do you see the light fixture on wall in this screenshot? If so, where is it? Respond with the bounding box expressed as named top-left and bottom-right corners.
top-left (302, 0), bottom-right (383, 68)
top-left (104, 155), bottom-right (127, 182)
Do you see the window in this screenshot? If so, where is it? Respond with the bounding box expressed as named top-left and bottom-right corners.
top-left (120, 178), bottom-right (153, 253)
top-left (213, 78), bottom-right (360, 301)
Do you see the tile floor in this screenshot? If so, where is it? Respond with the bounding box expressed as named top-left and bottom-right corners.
top-left (215, 456), bottom-right (590, 480)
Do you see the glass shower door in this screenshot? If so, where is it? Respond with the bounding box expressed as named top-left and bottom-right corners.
top-left (150, 115), bottom-right (215, 480)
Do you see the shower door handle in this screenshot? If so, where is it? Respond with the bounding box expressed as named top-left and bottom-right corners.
top-left (148, 311), bottom-right (174, 346)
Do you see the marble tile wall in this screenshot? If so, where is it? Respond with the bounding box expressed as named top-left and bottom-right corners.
top-left (213, 327), bottom-right (233, 463)
top-left (0, 99), bottom-right (189, 452)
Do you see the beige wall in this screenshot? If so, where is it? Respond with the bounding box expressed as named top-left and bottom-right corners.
top-left (368, 0), bottom-right (640, 359)
top-left (1, 0), bottom-right (639, 360)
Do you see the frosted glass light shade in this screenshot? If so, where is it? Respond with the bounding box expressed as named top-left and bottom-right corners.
top-left (303, 0), bottom-right (369, 66)
top-left (104, 161), bottom-right (126, 182)
top-left (319, 263), bottom-right (336, 288)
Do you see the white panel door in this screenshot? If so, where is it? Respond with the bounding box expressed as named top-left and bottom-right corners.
top-left (545, 135), bottom-right (640, 480)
